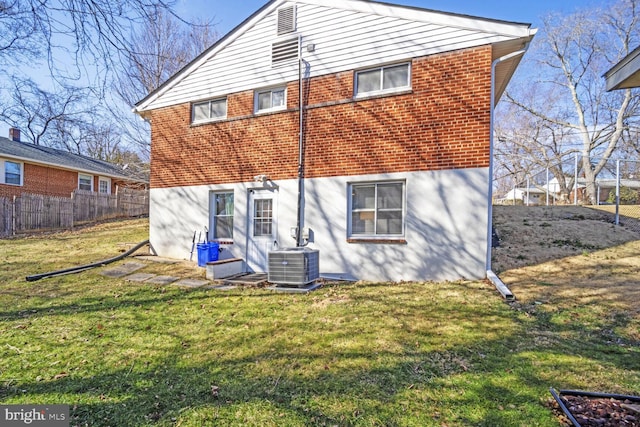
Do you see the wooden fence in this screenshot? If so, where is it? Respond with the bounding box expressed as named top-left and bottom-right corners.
top-left (0, 189), bottom-right (148, 237)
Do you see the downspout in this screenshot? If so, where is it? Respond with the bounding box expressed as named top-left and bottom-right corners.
top-left (486, 43), bottom-right (530, 301)
top-left (295, 35), bottom-right (305, 247)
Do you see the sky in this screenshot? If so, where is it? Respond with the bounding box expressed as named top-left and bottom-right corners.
top-left (0, 0), bottom-right (606, 140)
top-left (177, 0), bottom-right (602, 35)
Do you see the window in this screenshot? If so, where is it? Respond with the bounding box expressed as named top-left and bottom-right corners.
top-left (213, 192), bottom-right (234, 239)
top-left (98, 177), bottom-right (111, 194)
top-left (255, 87), bottom-right (286, 113)
top-left (355, 63), bottom-right (411, 97)
top-left (4, 161), bottom-right (22, 186)
top-left (78, 174), bottom-right (93, 191)
top-left (253, 199), bottom-right (273, 236)
top-left (192, 98), bottom-right (227, 123)
top-left (349, 182), bottom-right (404, 237)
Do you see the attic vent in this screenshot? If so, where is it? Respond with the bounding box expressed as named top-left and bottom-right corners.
top-left (272, 37), bottom-right (299, 66)
top-left (277, 5), bottom-right (296, 35)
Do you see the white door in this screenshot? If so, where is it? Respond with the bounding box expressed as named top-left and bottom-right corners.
top-left (246, 188), bottom-right (278, 272)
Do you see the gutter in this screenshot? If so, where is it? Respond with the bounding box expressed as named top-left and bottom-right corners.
top-left (486, 43), bottom-right (531, 300)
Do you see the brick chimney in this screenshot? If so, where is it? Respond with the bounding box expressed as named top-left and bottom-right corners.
top-left (9, 128), bottom-right (20, 142)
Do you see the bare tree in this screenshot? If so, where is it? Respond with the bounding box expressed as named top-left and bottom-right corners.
top-left (497, 0), bottom-right (640, 204)
top-left (0, 77), bottom-right (89, 146)
top-left (0, 0), bottom-right (185, 86)
top-left (111, 8), bottom-right (218, 154)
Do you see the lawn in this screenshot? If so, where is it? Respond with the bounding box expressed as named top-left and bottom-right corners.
top-left (0, 214), bottom-right (638, 426)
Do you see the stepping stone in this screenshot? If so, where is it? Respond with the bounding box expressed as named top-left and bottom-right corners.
top-left (174, 278), bottom-right (209, 288)
top-left (101, 262), bottom-right (146, 278)
top-left (135, 256), bottom-right (178, 264)
top-left (146, 275), bottom-right (178, 285)
top-left (126, 273), bottom-right (156, 282)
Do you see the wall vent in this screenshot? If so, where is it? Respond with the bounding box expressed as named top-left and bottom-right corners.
top-left (277, 5), bottom-right (296, 35)
top-left (272, 37), bottom-right (299, 66)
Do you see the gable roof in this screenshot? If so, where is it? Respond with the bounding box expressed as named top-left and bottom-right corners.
top-left (604, 44), bottom-right (640, 91)
top-left (0, 137), bottom-right (146, 183)
top-left (134, 0), bottom-right (536, 114)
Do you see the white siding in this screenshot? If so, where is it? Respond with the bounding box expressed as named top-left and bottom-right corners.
top-left (149, 168), bottom-right (489, 282)
top-left (140, 0), bottom-right (530, 111)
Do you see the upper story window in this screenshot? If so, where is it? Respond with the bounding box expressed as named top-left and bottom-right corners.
top-left (255, 87), bottom-right (286, 113)
top-left (78, 174), bottom-right (93, 191)
top-left (3, 160), bottom-right (22, 186)
top-left (192, 98), bottom-right (227, 124)
top-left (349, 181), bottom-right (405, 237)
top-left (98, 177), bottom-right (111, 194)
top-left (355, 63), bottom-right (411, 97)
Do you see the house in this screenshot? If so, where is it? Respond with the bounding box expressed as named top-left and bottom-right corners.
top-left (496, 187), bottom-right (547, 205)
top-left (605, 44), bottom-right (640, 91)
top-left (0, 129), bottom-right (147, 199)
top-left (134, 0), bottom-right (536, 282)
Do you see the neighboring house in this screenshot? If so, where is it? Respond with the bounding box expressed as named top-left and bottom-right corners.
top-left (497, 187), bottom-right (547, 205)
top-left (605, 44), bottom-right (640, 91)
top-left (548, 177), bottom-right (640, 204)
top-left (134, 0), bottom-right (536, 282)
top-left (0, 129), bottom-right (147, 199)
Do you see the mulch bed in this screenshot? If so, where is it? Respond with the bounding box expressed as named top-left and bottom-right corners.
top-left (550, 390), bottom-right (640, 426)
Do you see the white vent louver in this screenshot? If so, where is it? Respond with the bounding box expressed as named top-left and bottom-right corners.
top-left (277, 5), bottom-right (296, 35)
top-left (272, 37), bottom-right (299, 66)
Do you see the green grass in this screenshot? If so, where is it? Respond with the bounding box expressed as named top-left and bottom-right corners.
top-left (0, 219), bottom-right (638, 426)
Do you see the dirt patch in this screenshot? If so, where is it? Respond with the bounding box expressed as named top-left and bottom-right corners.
top-left (492, 206), bottom-right (640, 310)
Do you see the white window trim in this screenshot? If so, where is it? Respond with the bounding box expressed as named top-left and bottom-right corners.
top-left (347, 180), bottom-right (406, 239)
top-left (98, 176), bottom-right (111, 194)
top-left (191, 97), bottom-right (228, 124)
top-left (254, 87), bottom-right (287, 114)
top-left (212, 191), bottom-right (234, 240)
top-left (78, 173), bottom-right (93, 192)
top-left (2, 159), bottom-right (23, 186)
top-left (354, 62), bottom-right (412, 98)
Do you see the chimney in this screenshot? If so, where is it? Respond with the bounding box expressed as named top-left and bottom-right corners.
top-left (9, 128), bottom-right (20, 142)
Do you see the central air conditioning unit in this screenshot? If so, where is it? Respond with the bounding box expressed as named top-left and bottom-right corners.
top-left (268, 247), bottom-right (319, 286)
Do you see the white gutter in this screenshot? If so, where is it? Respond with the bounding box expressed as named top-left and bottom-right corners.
top-left (486, 44), bottom-right (530, 300)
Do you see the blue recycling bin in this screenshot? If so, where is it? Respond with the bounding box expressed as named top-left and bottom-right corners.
top-left (196, 243), bottom-right (210, 267)
top-left (197, 242), bottom-right (220, 267)
top-left (208, 242), bottom-right (220, 262)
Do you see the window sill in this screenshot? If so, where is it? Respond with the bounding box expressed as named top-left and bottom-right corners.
top-left (354, 88), bottom-right (413, 101)
top-left (191, 117), bottom-right (227, 126)
top-left (347, 238), bottom-right (407, 245)
top-left (254, 106), bottom-right (287, 115)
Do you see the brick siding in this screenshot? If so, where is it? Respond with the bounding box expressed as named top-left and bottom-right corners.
top-left (148, 46), bottom-right (492, 189)
top-left (0, 162), bottom-right (134, 199)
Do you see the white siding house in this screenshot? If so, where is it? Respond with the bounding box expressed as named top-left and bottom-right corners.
top-left (135, 0), bottom-right (536, 282)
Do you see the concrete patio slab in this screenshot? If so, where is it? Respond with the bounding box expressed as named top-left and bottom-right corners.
top-left (266, 282), bottom-right (322, 293)
top-left (146, 275), bottom-right (179, 285)
top-left (173, 278), bottom-right (209, 288)
top-left (125, 273), bottom-right (156, 282)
